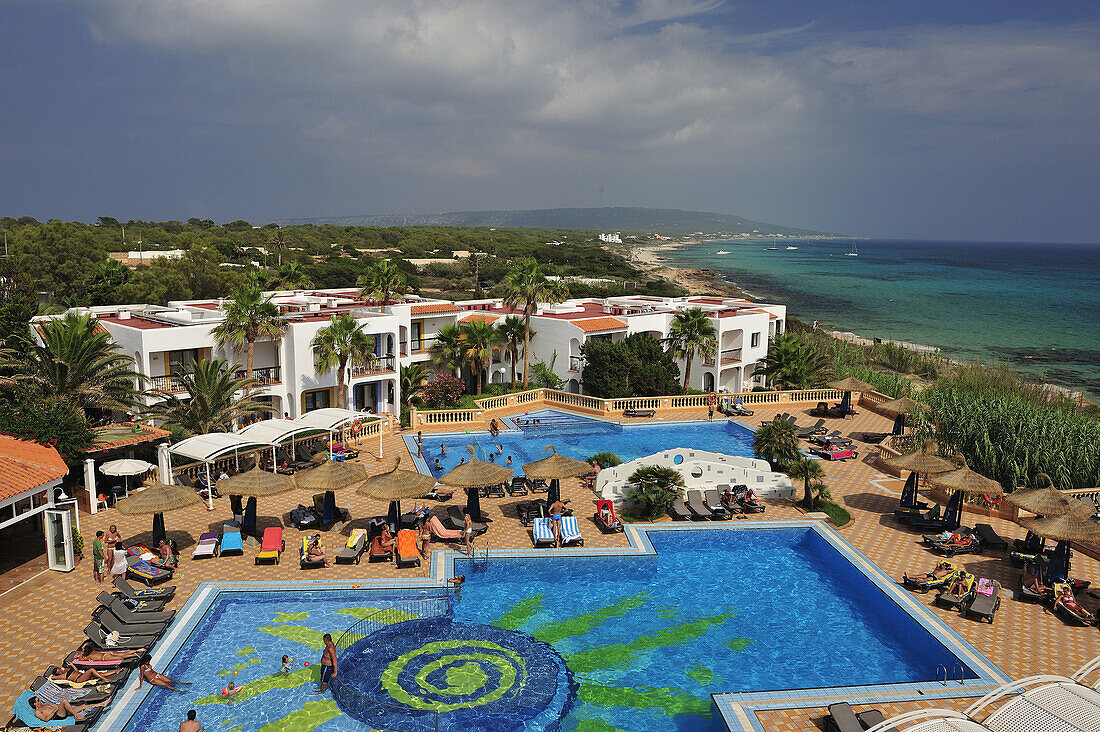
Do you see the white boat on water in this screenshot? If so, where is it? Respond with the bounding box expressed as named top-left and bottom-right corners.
top-left (786, 246), bottom-right (798, 250)
top-left (716, 250), bottom-right (730, 255)
top-left (845, 241), bottom-right (858, 257)
top-left (765, 246), bottom-right (780, 251)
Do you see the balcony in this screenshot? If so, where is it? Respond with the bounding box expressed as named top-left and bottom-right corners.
top-left (148, 374), bottom-right (186, 394)
top-left (234, 366), bottom-right (282, 386)
top-left (703, 348), bottom-right (742, 367)
top-left (351, 355), bottom-right (396, 377)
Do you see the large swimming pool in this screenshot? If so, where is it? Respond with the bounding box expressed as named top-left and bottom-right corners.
top-left (409, 409), bottom-right (757, 478)
top-left (113, 526), bottom-right (993, 732)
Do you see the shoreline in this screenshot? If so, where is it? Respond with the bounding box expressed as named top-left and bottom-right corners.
top-left (617, 238), bottom-right (1092, 403)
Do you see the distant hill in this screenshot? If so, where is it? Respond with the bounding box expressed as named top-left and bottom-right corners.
top-left (281, 207), bottom-right (834, 236)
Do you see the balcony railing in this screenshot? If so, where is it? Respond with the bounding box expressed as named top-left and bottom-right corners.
top-left (703, 348), bottom-right (742, 367)
top-left (351, 355), bottom-right (396, 377)
top-left (234, 366), bottom-right (282, 386)
top-left (148, 375), bottom-right (186, 394)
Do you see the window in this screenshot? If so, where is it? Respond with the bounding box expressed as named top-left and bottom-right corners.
top-left (302, 389), bottom-right (331, 413)
top-left (410, 322), bottom-right (422, 351)
top-left (168, 349), bottom-right (199, 375)
top-left (750, 332), bottom-right (761, 348)
top-left (775, 320), bottom-right (783, 335)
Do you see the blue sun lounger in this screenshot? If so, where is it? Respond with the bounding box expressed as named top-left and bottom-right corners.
top-left (220, 525), bottom-right (244, 556)
top-left (531, 518), bottom-right (556, 547)
top-left (560, 516), bottom-right (584, 547)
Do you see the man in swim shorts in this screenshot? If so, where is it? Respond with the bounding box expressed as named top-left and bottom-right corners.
top-left (180, 708), bottom-right (202, 732)
top-left (549, 499), bottom-right (566, 547)
top-left (315, 633), bottom-right (338, 694)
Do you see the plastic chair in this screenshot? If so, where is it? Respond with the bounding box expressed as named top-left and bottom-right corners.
top-left (96, 493), bottom-right (110, 512)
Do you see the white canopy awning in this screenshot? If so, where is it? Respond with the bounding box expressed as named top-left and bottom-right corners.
top-left (168, 433), bottom-right (274, 463)
top-left (293, 408), bottom-right (376, 431)
top-left (238, 419), bottom-right (325, 445)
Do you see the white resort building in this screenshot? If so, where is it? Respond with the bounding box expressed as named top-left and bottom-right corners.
top-left (33, 291), bottom-right (785, 418)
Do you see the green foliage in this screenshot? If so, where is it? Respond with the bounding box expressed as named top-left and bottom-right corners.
top-left (72, 528), bottom-right (85, 555)
top-left (497, 315), bottom-right (528, 387)
top-left (400, 363), bottom-right (431, 408)
top-left (460, 319), bottom-right (504, 394)
top-left (310, 314), bottom-right (375, 409)
top-left (666, 308), bottom-right (717, 391)
top-left (787, 456), bottom-right (826, 508)
top-left (627, 465), bottom-right (685, 519)
top-left (797, 495), bottom-right (850, 526)
top-left (145, 358), bottom-right (266, 435)
top-left (586, 452), bottom-right (622, 468)
top-left (581, 333), bottom-right (681, 398)
top-left (502, 257), bottom-right (568, 387)
top-left (0, 260), bottom-right (38, 347)
top-left (752, 419), bottom-right (800, 470)
top-left (430, 323), bottom-right (466, 377)
top-left (0, 390), bottom-right (94, 460)
top-left (357, 259), bottom-right (408, 303)
top-left (529, 353), bottom-right (565, 389)
top-left (211, 284), bottom-right (286, 379)
top-left (758, 333), bottom-right (829, 389)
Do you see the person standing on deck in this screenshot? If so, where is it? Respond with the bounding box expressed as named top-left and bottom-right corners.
top-left (92, 531), bottom-right (106, 585)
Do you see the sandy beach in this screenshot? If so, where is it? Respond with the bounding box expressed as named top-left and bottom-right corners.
top-left (623, 239), bottom-right (751, 298)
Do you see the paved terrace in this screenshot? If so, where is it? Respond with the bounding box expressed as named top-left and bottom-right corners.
top-left (1, 401), bottom-right (1098, 730)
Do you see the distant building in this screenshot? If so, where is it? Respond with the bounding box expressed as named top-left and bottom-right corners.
top-left (598, 233), bottom-right (623, 244)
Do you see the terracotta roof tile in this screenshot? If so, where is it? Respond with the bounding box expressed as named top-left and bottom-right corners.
top-left (573, 317), bottom-right (628, 333)
top-left (0, 435), bottom-right (68, 502)
top-left (86, 424), bottom-right (173, 453)
top-left (411, 303), bottom-right (462, 315)
top-left (458, 312), bottom-right (501, 324)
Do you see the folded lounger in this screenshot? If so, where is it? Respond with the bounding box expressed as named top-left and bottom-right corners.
top-left (289, 503), bottom-right (320, 530)
top-left (898, 504), bottom-right (940, 527)
top-left (623, 408), bottom-right (655, 418)
top-left (935, 572), bottom-right (976, 610)
top-left (336, 528), bottom-right (367, 565)
top-left (125, 558), bottom-right (173, 587)
top-left (686, 491), bottom-right (714, 520)
top-left (254, 526), bottom-right (284, 565)
top-left (395, 529), bottom-right (421, 568)
top-left (593, 499), bottom-right (624, 533)
top-left (668, 497), bottom-right (692, 521)
top-left (96, 593), bottom-right (174, 623)
top-left (797, 418), bottom-right (827, 438)
top-left (531, 518), bottom-right (556, 548)
top-left (703, 489), bottom-right (732, 519)
top-left (824, 702), bottom-right (880, 732)
top-left (112, 576), bottom-right (175, 601)
top-left (191, 531), bottom-right (219, 560)
top-left (83, 621), bottom-right (158, 651)
top-left (424, 484), bottom-right (455, 502)
top-left (219, 525), bottom-right (245, 556)
top-left (972, 523), bottom-right (1008, 552)
top-left (508, 477), bottom-right (530, 497)
top-left (312, 490), bottom-right (350, 528)
top-left (11, 688), bottom-right (98, 731)
top-left (428, 515), bottom-right (463, 541)
top-left (299, 534), bottom-right (326, 569)
top-left (559, 515), bottom-right (584, 547)
top-left (101, 589), bottom-right (168, 613)
top-left (91, 605), bottom-right (170, 638)
top-left (962, 578), bottom-right (1001, 624)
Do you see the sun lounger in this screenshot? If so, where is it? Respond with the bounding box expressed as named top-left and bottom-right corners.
top-left (96, 593), bottom-right (175, 624)
top-left (30, 676), bottom-right (112, 706)
top-left (91, 604), bottom-right (170, 638)
top-left (112, 576), bottom-right (175, 601)
top-left (445, 506), bottom-right (487, 534)
top-left (812, 447), bottom-right (858, 461)
top-left (289, 503), bottom-right (320, 530)
top-left (101, 592), bottom-right (168, 613)
top-left (935, 572), bottom-right (975, 610)
top-left (312, 490), bottom-right (349, 528)
top-left (254, 526), bottom-right (284, 565)
top-left (559, 515), bottom-right (584, 546)
top-left (82, 621), bottom-right (159, 651)
top-left (531, 518), bottom-right (556, 547)
top-left (855, 710), bottom-right (889, 730)
top-left (508, 477), bottom-right (530, 496)
top-left (825, 702), bottom-right (880, 732)
top-left (125, 559), bottom-right (173, 587)
top-left (11, 688), bottom-right (98, 731)
top-left (424, 484), bottom-right (455, 501)
top-left (1052, 582), bottom-right (1094, 626)
top-left (702, 489), bottom-right (731, 519)
top-left (336, 528), bottom-right (367, 564)
top-left (428, 515), bottom-right (463, 541)
top-left (623, 408), bottom-right (655, 418)
top-left (962, 579), bottom-right (1001, 623)
top-left (686, 491), bottom-right (714, 520)
top-left (973, 524), bottom-right (1008, 552)
top-left (219, 525), bottom-right (244, 556)
top-left (796, 418), bottom-right (827, 437)
top-left (594, 499), bottom-right (624, 533)
top-left (395, 529), bottom-right (421, 568)
top-left (299, 534), bottom-right (326, 569)
top-left (367, 523), bottom-right (394, 563)
top-left (902, 562), bottom-right (958, 593)
top-left (668, 497), bottom-right (692, 521)
top-left (191, 531), bottom-right (219, 560)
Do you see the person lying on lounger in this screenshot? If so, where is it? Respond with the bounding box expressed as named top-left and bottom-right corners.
top-left (307, 537), bottom-right (330, 568)
top-left (74, 648), bottom-right (146, 663)
top-left (51, 664), bottom-right (119, 685)
top-left (943, 572), bottom-right (973, 597)
top-left (1022, 563), bottom-right (1051, 595)
top-left (137, 655), bottom-right (192, 693)
top-left (1054, 586), bottom-right (1095, 621)
top-left (904, 561), bottom-right (954, 585)
top-left (30, 696), bottom-right (110, 722)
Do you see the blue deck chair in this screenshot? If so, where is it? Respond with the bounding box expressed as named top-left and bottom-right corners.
top-left (220, 525), bottom-right (244, 556)
top-left (560, 515), bottom-right (584, 547)
top-left (531, 518), bottom-right (556, 547)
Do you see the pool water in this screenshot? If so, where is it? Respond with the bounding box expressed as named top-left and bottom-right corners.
top-left (119, 528), bottom-right (977, 732)
top-left (415, 409), bottom-right (757, 478)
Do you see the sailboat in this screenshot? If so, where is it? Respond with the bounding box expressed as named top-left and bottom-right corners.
top-left (845, 240), bottom-right (858, 257)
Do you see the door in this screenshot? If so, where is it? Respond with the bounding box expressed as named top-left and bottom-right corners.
top-left (44, 508), bottom-right (75, 572)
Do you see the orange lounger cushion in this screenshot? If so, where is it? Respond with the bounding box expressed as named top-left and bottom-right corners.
top-left (396, 529), bottom-right (418, 558)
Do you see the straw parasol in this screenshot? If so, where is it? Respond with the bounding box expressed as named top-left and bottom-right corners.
top-left (216, 466), bottom-right (296, 498)
top-left (295, 457), bottom-right (366, 493)
top-left (1006, 486), bottom-right (1094, 518)
top-left (1015, 512), bottom-right (1100, 544)
top-left (828, 377), bottom-right (875, 393)
top-left (884, 440), bottom-right (955, 475)
top-left (359, 458), bottom-right (436, 500)
top-left (878, 396), bottom-right (918, 417)
top-left (115, 481), bottom-right (202, 515)
top-left (439, 447), bottom-right (513, 489)
top-left (523, 447), bottom-right (593, 481)
top-left (930, 457), bottom-right (1002, 497)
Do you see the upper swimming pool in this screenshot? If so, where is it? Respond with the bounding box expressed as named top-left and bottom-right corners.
top-left (409, 409), bottom-right (757, 478)
top-left (111, 525), bottom-right (999, 732)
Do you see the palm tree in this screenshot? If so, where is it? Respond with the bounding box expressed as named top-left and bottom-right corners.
top-left (788, 456), bottom-right (827, 509)
top-left (357, 260), bottom-right (408, 305)
top-left (667, 308), bottom-right (717, 391)
top-left (145, 358), bottom-right (264, 435)
top-left (752, 418), bottom-right (800, 470)
top-left (430, 323), bottom-right (466, 378)
top-left (460, 320), bottom-right (503, 395)
top-left (400, 363), bottom-right (431, 410)
top-left (311, 314), bottom-right (375, 409)
top-left (758, 333), bottom-right (829, 389)
top-left (502, 258), bottom-right (568, 388)
top-left (497, 315), bottom-right (528, 388)
top-left (211, 284), bottom-right (286, 384)
top-left (267, 231), bottom-right (290, 267)
top-left (627, 465), bottom-right (686, 519)
top-left (277, 262), bottom-right (313, 290)
top-left (2, 311), bottom-right (142, 416)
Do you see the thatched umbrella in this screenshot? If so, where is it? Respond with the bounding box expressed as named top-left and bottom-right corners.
top-left (115, 480), bottom-right (203, 547)
top-left (523, 447), bottom-right (592, 481)
top-left (439, 448), bottom-right (513, 489)
top-left (1016, 513), bottom-right (1100, 544)
top-left (1006, 487), bottom-right (1094, 518)
top-left (878, 396), bottom-right (918, 417)
top-left (295, 457), bottom-right (366, 493)
top-left (217, 466), bottom-right (296, 498)
top-left (359, 458), bottom-right (437, 525)
top-left (884, 440), bottom-right (955, 475)
top-left (930, 457), bottom-right (1002, 497)
top-left (828, 377), bottom-right (875, 393)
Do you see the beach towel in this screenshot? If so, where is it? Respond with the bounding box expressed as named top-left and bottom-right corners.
top-left (396, 529), bottom-right (418, 559)
top-left (560, 515), bottom-right (584, 546)
top-left (345, 528), bottom-right (366, 548)
top-left (976, 577), bottom-right (995, 596)
top-left (12, 690), bottom-right (78, 729)
top-left (34, 681), bottom-right (90, 704)
top-left (532, 518), bottom-right (555, 546)
top-left (428, 515), bottom-right (462, 540)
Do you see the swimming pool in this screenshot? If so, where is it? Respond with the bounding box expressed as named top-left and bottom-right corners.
top-left (409, 409), bottom-right (757, 478)
top-left (110, 525), bottom-right (1000, 732)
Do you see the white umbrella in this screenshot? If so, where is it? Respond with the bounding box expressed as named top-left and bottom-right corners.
top-left (100, 459), bottom-right (156, 499)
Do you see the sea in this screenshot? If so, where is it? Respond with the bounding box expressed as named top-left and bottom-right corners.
top-left (661, 238), bottom-right (1100, 400)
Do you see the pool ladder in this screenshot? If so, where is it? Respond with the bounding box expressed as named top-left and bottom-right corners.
top-left (472, 541), bottom-right (490, 570)
top-left (936, 664), bottom-right (966, 685)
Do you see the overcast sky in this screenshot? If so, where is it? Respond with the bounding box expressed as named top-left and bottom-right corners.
top-left (3, 1), bottom-right (1098, 242)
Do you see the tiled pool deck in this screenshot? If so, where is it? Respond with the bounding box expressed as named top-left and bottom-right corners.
top-left (2, 401), bottom-right (1098, 730)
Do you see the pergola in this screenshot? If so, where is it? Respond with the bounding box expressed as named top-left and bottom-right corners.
top-left (168, 433), bottom-right (276, 510)
top-left (238, 418), bottom-right (326, 460)
top-left (293, 408), bottom-right (385, 457)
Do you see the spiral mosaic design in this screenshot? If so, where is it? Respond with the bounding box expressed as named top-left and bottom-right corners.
top-left (333, 618), bottom-right (575, 731)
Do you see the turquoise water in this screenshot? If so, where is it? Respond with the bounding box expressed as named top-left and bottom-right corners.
top-left (119, 528), bottom-right (980, 731)
top-left (663, 238), bottom-right (1100, 398)
top-left (415, 409), bottom-right (757, 477)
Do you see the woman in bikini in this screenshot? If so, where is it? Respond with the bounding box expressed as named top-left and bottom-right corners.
top-left (74, 647), bottom-right (145, 663)
top-left (307, 537), bottom-right (330, 568)
top-left (463, 513), bottom-right (475, 557)
top-left (136, 655), bottom-right (191, 693)
top-left (418, 518), bottom-right (433, 559)
top-left (51, 664), bottom-right (119, 685)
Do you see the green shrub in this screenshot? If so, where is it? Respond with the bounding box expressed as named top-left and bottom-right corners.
top-left (586, 452), bottom-right (622, 468)
top-left (627, 465), bottom-right (685, 519)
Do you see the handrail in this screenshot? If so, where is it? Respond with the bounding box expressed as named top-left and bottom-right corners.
top-left (964, 674), bottom-right (1074, 718)
top-left (1072, 654), bottom-right (1100, 685)
top-left (863, 709), bottom-right (971, 732)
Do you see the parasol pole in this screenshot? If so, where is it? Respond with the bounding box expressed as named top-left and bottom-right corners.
top-left (379, 416), bottom-right (384, 460)
top-left (204, 461), bottom-right (214, 511)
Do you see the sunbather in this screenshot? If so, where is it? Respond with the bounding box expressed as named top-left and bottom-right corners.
top-left (371, 525), bottom-right (395, 555)
top-left (1021, 563), bottom-right (1050, 595)
top-left (149, 539), bottom-right (178, 570)
top-left (30, 695), bottom-right (109, 722)
top-left (51, 664), bottom-right (118, 684)
top-left (943, 572), bottom-right (973, 597)
top-left (75, 648), bottom-right (145, 663)
top-left (306, 537), bottom-right (329, 568)
top-left (1054, 585), bottom-right (1095, 622)
top-left (904, 561), bottom-right (955, 585)
top-left (137, 655), bottom-right (191, 693)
